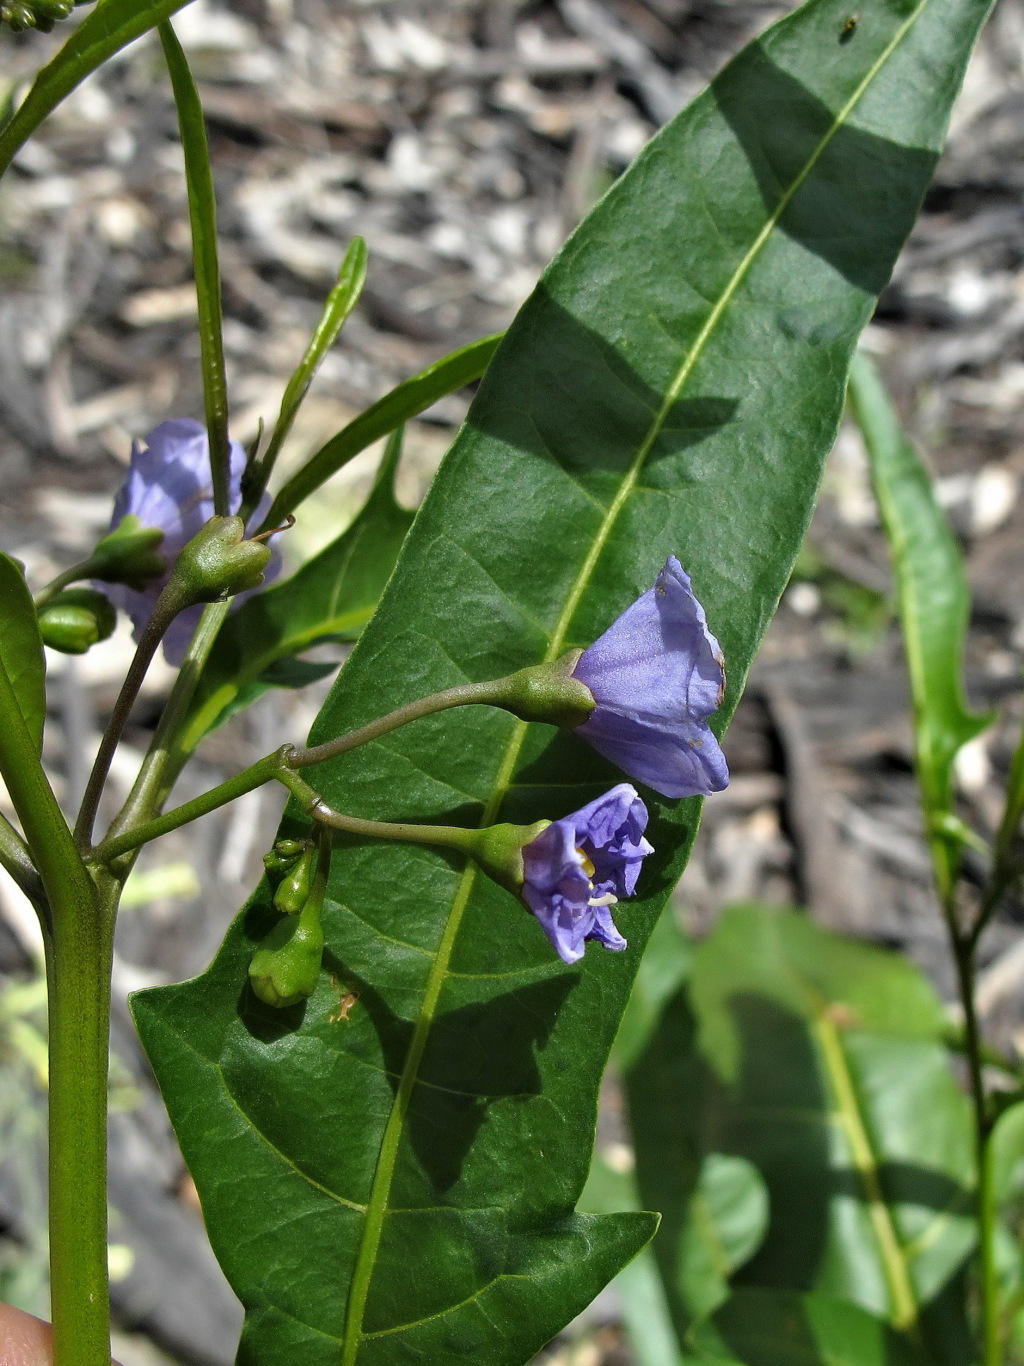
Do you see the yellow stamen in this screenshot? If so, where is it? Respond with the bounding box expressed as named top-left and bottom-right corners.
top-left (577, 849), bottom-right (596, 878)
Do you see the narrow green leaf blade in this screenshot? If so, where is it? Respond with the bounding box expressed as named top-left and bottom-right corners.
top-left (134, 0), bottom-right (993, 1359)
top-left (0, 0), bottom-right (196, 178)
top-left (181, 434), bottom-right (413, 750)
top-left (0, 553), bottom-right (45, 754)
top-left (247, 239), bottom-right (368, 502)
top-left (849, 352), bottom-right (992, 846)
top-left (260, 332), bottom-right (503, 529)
top-left (159, 20), bottom-right (230, 515)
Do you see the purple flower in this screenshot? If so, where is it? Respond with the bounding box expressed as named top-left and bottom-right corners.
top-left (571, 556), bottom-right (729, 799)
top-left (98, 419), bottom-right (278, 664)
top-left (521, 783), bottom-right (653, 965)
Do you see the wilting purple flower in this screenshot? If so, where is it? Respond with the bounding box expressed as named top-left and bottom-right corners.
top-left (571, 556), bottom-right (729, 799)
top-left (98, 419), bottom-right (278, 664)
top-left (521, 783), bottom-right (652, 965)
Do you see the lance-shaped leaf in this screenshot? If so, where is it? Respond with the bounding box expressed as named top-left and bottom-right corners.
top-left (0, 0), bottom-right (196, 177)
top-left (0, 552), bottom-right (45, 755)
top-left (628, 905), bottom-right (975, 1363)
top-left (180, 432), bottom-right (413, 750)
top-left (160, 20), bottom-right (231, 516)
top-left (848, 352), bottom-right (993, 897)
top-left (133, 0), bottom-right (993, 1360)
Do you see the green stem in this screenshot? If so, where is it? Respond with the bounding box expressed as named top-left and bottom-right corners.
top-left (33, 556), bottom-right (105, 608)
top-left (105, 599), bottom-right (232, 845)
top-left (949, 919), bottom-right (1000, 1364)
top-left (74, 585), bottom-right (187, 849)
top-left (91, 747), bottom-right (291, 866)
top-left (0, 809), bottom-right (42, 901)
top-left (46, 876), bottom-right (115, 1366)
top-left (0, 646), bottom-right (112, 1364)
top-left (290, 679), bottom-right (519, 769)
top-left (277, 767), bottom-right (483, 856)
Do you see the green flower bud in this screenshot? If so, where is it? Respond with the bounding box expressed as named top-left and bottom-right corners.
top-left (273, 844), bottom-right (316, 915)
top-left (496, 650), bottom-right (596, 728)
top-left (1, 0), bottom-right (74, 30)
top-left (168, 516), bottom-right (272, 607)
top-left (262, 838), bottom-right (307, 876)
top-left (249, 895), bottom-right (324, 1009)
top-left (90, 515), bottom-right (166, 591)
top-left (38, 588), bottom-right (116, 655)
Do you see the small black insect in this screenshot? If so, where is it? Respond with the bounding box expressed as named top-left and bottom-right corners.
top-left (839, 12), bottom-right (860, 41)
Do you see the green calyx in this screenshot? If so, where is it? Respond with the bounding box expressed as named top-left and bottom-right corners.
top-left (90, 516), bottom-right (166, 591)
top-left (495, 650), bottom-right (595, 728)
top-left (465, 820), bottom-right (550, 897)
top-left (38, 588), bottom-right (116, 654)
top-left (168, 516), bottom-right (272, 608)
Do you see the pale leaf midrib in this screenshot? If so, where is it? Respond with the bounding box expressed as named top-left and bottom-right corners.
top-left (339, 6), bottom-right (933, 1358)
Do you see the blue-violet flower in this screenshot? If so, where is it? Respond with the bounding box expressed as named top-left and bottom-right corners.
top-left (521, 783), bottom-right (652, 964)
top-left (571, 555), bottom-right (729, 799)
top-left (98, 418), bottom-right (278, 664)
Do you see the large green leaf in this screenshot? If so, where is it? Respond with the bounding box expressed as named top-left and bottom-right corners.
top-left (0, 0), bottom-right (196, 178)
top-left (132, 0), bottom-right (992, 1359)
top-left (848, 353), bottom-right (993, 894)
top-left (628, 906), bottom-right (975, 1362)
top-left (0, 553), bottom-right (45, 755)
top-left (180, 433), bottom-right (413, 750)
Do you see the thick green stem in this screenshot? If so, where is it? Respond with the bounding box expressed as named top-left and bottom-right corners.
top-left (46, 877), bottom-right (115, 1366)
top-left (0, 653), bottom-right (112, 1363)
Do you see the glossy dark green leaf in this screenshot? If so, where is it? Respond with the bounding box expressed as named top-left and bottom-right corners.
top-left (159, 20), bottom-right (230, 515)
top-left (0, 0), bottom-right (195, 178)
top-left (628, 906), bottom-right (974, 1360)
top-left (133, 0), bottom-right (992, 1359)
top-left (848, 353), bottom-right (993, 892)
top-left (0, 553), bottom-right (45, 754)
top-left (260, 333), bottom-right (502, 530)
top-left (689, 1288), bottom-right (927, 1365)
top-left (180, 433), bottom-right (413, 750)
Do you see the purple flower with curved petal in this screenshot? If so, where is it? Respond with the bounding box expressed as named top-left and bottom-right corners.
top-left (98, 419), bottom-right (279, 664)
top-left (571, 556), bottom-right (729, 799)
top-left (521, 783), bottom-right (653, 965)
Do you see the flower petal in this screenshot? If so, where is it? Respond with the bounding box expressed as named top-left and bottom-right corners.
top-left (578, 709), bottom-right (728, 798)
top-left (573, 556), bottom-right (725, 726)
